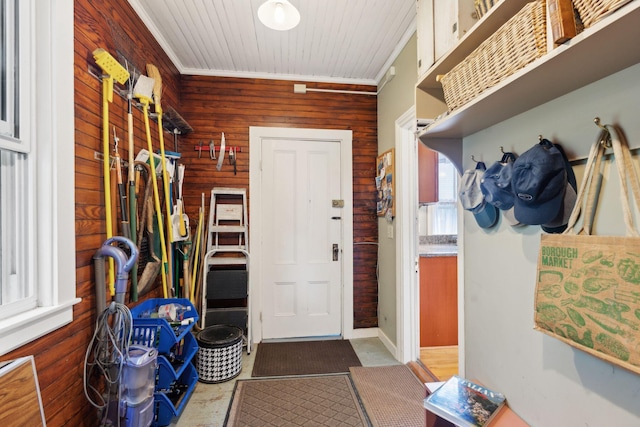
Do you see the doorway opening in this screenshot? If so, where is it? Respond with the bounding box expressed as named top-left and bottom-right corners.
top-left (395, 107), bottom-right (463, 380)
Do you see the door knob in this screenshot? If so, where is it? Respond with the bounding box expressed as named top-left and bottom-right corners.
top-left (333, 244), bottom-right (339, 261)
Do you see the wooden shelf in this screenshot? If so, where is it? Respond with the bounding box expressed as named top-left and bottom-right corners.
top-left (417, 0), bottom-right (640, 170)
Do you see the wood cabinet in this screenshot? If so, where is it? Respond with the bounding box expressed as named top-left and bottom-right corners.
top-left (420, 256), bottom-right (458, 347)
top-left (418, 142), bottom-right (438, 204)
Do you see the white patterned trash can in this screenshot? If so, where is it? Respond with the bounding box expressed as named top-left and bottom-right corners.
top-left (195, 325), bottom-right (243, 383)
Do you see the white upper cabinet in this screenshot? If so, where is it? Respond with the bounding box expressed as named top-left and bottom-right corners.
top-left (416, 0), bottom-right (435, 77)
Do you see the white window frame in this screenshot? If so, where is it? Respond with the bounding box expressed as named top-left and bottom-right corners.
top-left (0, 0), bottom-right (79, 356)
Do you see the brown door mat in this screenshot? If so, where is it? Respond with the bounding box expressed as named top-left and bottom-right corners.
top-left (224, 374), bottom-right (371, 426)
top-left (251, 339), bottom-right (362, 377)
top-left (350, 364), bottom-right (426, 427)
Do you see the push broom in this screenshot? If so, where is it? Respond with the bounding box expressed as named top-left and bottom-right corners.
top-left (134, 75), bottom-right (170, 298)
top-left (93, 48), bottom-right (130, 296)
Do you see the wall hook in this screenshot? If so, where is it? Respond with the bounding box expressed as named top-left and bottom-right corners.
top-left (471, 155), bottom-right (479, 163)
top-left (499, 146), bottom-right (505, 154)
top-left (594, 117), bottom-right (612, 148)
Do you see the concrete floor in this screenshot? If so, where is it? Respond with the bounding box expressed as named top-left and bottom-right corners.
top-left (170, 337), bottom-right (400, 426)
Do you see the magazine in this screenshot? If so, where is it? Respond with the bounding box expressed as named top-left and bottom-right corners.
top-left (423, 375), bottom-right (506, 427)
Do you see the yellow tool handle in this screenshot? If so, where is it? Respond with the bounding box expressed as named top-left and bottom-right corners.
top-left (190, 207), bottom-right (203, 304)
top-left (102, 79), bottom-right (115, 295)
top-left (142, 99), bottom-right (170, 299)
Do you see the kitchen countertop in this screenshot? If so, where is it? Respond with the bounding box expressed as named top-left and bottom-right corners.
top-left (419, 235), bottom-right (458, 257)
top-left (419, 244), bottom-right (458, 257)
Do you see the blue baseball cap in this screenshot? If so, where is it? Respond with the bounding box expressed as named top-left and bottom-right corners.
top-left (542, 142), bottom-right (577, 233)
top-left (512, 140), bottom-right (567, 225)
top-left (480, 153), bottom-right (516, 210)
top-left (473, 202), bottom-right (499, 229)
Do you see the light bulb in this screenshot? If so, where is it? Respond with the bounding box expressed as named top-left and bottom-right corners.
top-left (258, 0), bottom-right (300, 31)
top-left (274, 3), bottom-right (285, 24)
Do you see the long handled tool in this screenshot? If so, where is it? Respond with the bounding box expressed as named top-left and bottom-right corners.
top-left (134, 75), bottom-right (171, 298)
top-left (93, 48), bottom-right (130, 296)
top-left (112, 128), bottom-right (130, 240)
top-left (146, 63), bottom-right (174, 295)
top-left (190, 193), bottom-right (204, 305)
top-left (134, 161), bottom-right (161, 296)
top-left (126, 63), bottom-right (139, 301)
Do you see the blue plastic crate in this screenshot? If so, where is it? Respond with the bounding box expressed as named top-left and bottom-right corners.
top-left (153, 362), bottom-right (198, 426)
top-left (155, 331), bottom-right (198, 390)
top-left (131, 298), bottom-right (199, 354)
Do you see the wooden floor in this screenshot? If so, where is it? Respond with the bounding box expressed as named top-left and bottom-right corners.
top-left (419, 345), bottom-right (458, 381)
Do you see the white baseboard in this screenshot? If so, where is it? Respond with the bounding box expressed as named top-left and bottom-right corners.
top-left (377, 328), bottom-right (398, 359)
top-left (345, 327), bottom-right (379, 339)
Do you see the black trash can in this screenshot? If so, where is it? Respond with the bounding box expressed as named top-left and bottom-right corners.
top-left (195, 325), bottom-right (243, 383)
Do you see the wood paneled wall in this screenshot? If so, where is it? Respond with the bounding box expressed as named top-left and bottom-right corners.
top-left (1, 1), bottom-right (178, 425)
top-left (179, 76), bottom-right (379, 328)
top-left (0, 1), bottom-right (379, 425)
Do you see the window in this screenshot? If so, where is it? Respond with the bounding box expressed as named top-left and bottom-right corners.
top-left (423, 154), bottom-right (458, 236)
top-left (0, 0), bottom-right (78, 356)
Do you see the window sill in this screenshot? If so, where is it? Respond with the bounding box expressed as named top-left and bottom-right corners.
top-left (0, 298), bottom-right (81, 356)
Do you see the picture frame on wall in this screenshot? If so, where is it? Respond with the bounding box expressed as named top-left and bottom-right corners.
top-left (376, 148), bottom-right (395, 218)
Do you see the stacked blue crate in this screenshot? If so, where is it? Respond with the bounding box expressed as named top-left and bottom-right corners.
top-left (131, 298), bottom-right (199, 427)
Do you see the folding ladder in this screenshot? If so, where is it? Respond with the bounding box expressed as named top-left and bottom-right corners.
top-left (201, 187), bottom-right (251, 353)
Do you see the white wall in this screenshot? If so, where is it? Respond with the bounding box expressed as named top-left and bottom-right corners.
top-left (462, 63), bottom-right (640, 426)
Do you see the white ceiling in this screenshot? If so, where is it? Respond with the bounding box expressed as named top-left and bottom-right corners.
top-left (128, 0), bottom-right (417, 86)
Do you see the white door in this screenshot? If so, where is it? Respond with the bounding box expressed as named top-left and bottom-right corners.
top-left (260, 138), bottom-right (342, 339)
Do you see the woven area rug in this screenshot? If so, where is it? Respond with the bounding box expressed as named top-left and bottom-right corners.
top-left (251, 340), bottom-right (362, 377)
top-left (349, 365), bottom-right (426, 427)
top-left (224, 374), bottom-right (371, 426)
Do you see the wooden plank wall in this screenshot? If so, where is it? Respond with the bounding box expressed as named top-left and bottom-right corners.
top-left (0, 0), bottom-right (379, 425)
top-left (179, 76), bottom-right (379, 329)
top-left (0, 1), bottom-right (177, 425)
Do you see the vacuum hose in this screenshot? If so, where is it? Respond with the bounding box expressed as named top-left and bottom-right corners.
top-left (94, 236), bottom-right (139, 306)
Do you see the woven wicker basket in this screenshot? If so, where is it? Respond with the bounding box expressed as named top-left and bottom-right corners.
top-left (440, 0), bottom-right (547, 112)
top-left (573, 0), bottom-right (631, 28)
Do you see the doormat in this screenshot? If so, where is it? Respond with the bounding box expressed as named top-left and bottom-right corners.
top-left (251, 340), bottom-right (362, 377)
top-left (350, 365), bottom-right (426, 427)
top-left (224, 374), bottom-right (371, 426)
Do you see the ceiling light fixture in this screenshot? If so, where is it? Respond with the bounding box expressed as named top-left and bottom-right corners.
top-left (258, 0), bottom-right (300, 31)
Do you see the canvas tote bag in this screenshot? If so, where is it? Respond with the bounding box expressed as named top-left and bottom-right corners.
top-left (534, 124), bottom-right (640, 375)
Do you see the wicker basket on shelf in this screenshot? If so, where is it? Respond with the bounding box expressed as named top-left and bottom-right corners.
top-left (439, 0), bottom-right (547, 112)
top-left (573, 0), bottom-right (632, 28)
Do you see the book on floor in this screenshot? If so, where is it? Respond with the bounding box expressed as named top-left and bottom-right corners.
top-left (423, 375), bottom-right (506, 427)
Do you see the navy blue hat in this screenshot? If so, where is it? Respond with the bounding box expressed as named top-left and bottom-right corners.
top-left (480, 153), bottom-right (516, 210)
top-left (541, 142), bottom-right (577, 233)
top-left (512, 140), bottom-right (567, 225)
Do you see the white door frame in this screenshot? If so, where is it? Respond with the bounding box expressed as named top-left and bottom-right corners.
top-left (249, 126), bottom-right (354, 343)
top-left (395, 107), bottom-right (420, 363)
